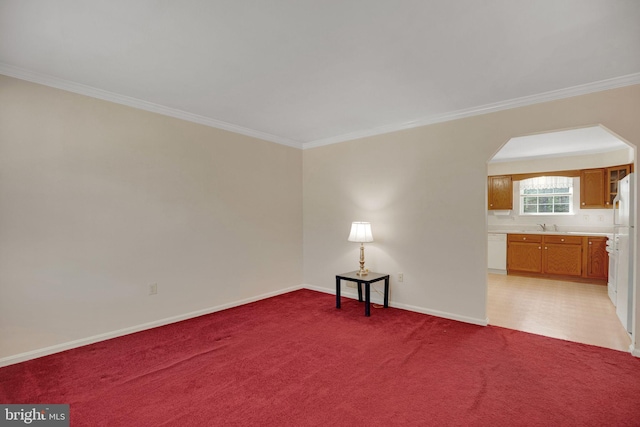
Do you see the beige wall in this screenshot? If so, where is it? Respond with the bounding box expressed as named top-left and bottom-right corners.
top-left (2, 74), bottom-right (640, 363)
top-left (0, 75), bottom-right (303, 362)
top-left (303, 85), bottom-right (640, 352)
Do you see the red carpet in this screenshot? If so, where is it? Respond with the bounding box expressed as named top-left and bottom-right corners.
top-left (2, 289), bottom-right (640, 426)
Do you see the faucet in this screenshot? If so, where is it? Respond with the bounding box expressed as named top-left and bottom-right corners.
top-left (537, 223), bottom-right (547, 231)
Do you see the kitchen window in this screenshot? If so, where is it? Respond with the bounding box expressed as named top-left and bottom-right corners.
top-left (520, 176), bottom-right (573, 215)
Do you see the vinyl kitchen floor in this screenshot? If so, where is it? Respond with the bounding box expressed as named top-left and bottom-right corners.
top-left (487, 273), bottom-right (631, 352)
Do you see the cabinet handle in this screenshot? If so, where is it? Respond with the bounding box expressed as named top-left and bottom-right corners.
top-left (490, 204), bottom-right (493, 207)
top-left (582, 202), bottom-right (585, 205)
top-left (589, 242), bottom-right (592, 245)
top-left (538, 246), bottom-right (542, 249)
top-left (545, 247), bottom-right (548, 250)
top-left (523, 237), bottom-right (526, 240)
top-left (561, 238), bottom-right (564, 242)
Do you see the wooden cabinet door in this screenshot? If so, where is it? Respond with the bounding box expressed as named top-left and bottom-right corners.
top-left (586, 237), bottom-right (608, 279)
top-left (544, 243), bottom-right (582, 276)
top-left (488, 176), bottom-right (512, 210)
top-left (508, 242), bottom-right (542, 273)
top-left (606, 165), bottom-right (631, 208)
top-left (580, 168), bottom-right (605, 208)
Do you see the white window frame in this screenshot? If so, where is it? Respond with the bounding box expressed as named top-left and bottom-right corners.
top-left (519, 176), bottom-right (574, 216)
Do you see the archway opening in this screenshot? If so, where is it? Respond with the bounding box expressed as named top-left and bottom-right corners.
top-left (486, 125), bottom-right (636, 352)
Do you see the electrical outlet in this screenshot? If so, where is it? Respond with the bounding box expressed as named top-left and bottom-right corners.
top-left (398, 273), bottom-right (404, 283)
top-left (583, 215), bottom-right (590, 222)
top-left (149, 283), bottom-right (158, 295)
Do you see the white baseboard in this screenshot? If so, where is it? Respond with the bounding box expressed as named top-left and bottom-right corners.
top-left (304, 283), bottom-right (385, 303)
top-left (392, 301), bottom-right (489, 326)
top-left (0, 284), bottom-right (304, 368)
top-left (631, 344), bottom-right (640, 358)
top-left (303, 284), bottom-right (488, 326)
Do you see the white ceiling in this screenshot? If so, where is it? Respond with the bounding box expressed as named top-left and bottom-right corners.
top-left (490, 126), bottom-right (631, 163)
top-left (1, 1), bottom-right (639, 149)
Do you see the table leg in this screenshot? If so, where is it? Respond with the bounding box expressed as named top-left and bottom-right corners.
top-left (365, 283), bottom-right (371, 316)
top-left (384, 277), bottom-right (389, 308)
top-left (357, 282), bottom-right (363, 302)
top-left (336, 277), bottom-right (341, 309)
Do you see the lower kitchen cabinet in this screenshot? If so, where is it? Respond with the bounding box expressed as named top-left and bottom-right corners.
top-left (507, 235), bottom-right (542, 273)
top-left (542, 234), bottom-right (582, 277)
top-left (586, 237), bottom-right (608, 280)
top-left (507, 234), bottom-right (608, 283)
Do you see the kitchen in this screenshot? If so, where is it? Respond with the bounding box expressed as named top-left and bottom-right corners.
top-left (487, 126), bottom-right (634, 352)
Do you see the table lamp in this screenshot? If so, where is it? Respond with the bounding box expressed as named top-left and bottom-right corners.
top-left (348, 222), bottom-right (374, 276)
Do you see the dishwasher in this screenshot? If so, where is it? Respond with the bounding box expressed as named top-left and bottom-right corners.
top-left (488, 233), bottom-right (507, 273)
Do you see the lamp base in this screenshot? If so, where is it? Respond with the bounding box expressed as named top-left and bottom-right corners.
top-left (357, 243), bottom-right (368, 276)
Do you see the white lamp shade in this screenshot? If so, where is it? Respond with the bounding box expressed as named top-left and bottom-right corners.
top-left (348, 222), bottom-right (374, 243)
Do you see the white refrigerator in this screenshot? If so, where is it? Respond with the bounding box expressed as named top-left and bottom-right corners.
top-left (613, 173), bottom-right (634, 334)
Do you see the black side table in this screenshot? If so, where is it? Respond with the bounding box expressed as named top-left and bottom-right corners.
top-left (335, 271), bottom-right (390, 316)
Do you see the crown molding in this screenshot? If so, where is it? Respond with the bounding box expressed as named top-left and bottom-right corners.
top-left (0, 63), bottom-right (304, 150)
top-left (2, 62), bottom-right (638, 152)
top-left (303, 72), bottom-right (640, 149)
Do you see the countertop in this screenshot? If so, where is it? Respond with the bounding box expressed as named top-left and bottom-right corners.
top-left (488, 229), bottom-right (612, 237)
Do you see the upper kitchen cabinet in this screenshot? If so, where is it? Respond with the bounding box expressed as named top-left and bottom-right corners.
top-left (488, 175), bottom-right (512, 210)
top-left (580, 168), bottom-right (606, 209)
top-left (606, 165), bottom-right (631, 207)
top-left (580, 164), bottom-right (632, 209)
